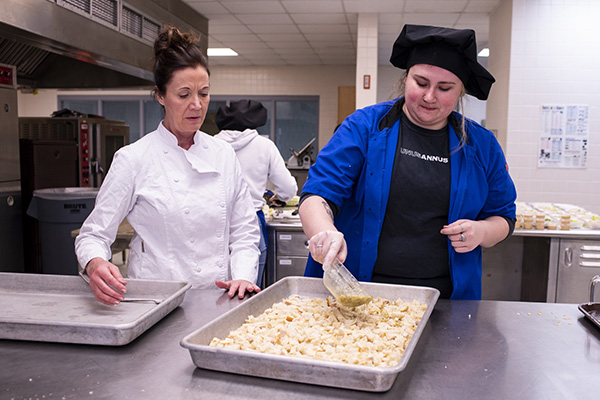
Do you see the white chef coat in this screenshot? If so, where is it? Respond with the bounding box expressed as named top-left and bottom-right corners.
top-left (215, 129), bottom-right (297, 210)
top-left (75, 122), bottom-right (260, 288)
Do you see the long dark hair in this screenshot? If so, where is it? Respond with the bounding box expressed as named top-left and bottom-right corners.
top-left (152, 26), bottom-right (210, 97)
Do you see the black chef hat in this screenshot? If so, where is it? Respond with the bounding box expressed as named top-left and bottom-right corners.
top-left (216, 99), bottom-right (268, 131)
top-left (390, 24), bottom-right (495, 100)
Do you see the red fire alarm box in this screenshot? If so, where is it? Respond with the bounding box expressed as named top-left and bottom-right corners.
top-left (363, 75), bottom-right (371, 89)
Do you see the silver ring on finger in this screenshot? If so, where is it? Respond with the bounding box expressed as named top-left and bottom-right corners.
top-left (460, 233), bottom-right (466, 242)
top-left (316, 244), bottom-right (323, 248)
top-left (459, 224), bottom-right (464, 232)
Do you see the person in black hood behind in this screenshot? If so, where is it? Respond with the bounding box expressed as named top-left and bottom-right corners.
top-left (215, 100), bottom-right (297, 287)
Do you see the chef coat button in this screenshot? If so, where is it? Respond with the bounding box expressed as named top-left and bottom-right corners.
top-left (220, 202), bottom-right (225, 208)
top-left (174, 178), bottom-right (179, 183)
top-left (184, 209), bottom-right (190, 214)
top-left (190, 237), bottom-right (196, 243)
top-left (203, 144), bottom-right (208, 149)
top-left (216, 232), bottom-right (222, 238)
top-left (163, 149), bottom-right (169, 154)
top-left (217, 261), bottom-right (223, 268)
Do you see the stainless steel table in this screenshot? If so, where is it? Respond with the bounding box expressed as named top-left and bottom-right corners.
top-left (2, 289), bottom-right (599, 399)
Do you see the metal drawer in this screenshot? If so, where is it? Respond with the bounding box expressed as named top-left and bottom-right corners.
top-left (276, 232), bottom-right (309, 256)
top-left (275, 256), bottom-right (307, 281)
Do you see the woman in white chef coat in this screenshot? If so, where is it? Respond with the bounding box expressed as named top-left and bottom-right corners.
top-left (215, 100), bottom-right (298, 287)
top-left (75, 26), bottom-right (261, 306)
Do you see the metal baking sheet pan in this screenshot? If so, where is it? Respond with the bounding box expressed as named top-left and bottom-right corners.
top-left (181, 276), bottom-right (439, 392)
top-left (578, 302), bottom-right (600, 329)
top-left (0, 272), bottom-right (191, 346)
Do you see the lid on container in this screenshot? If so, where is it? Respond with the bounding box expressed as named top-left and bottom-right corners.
top-left (32, 187), bottom-right (99, 200)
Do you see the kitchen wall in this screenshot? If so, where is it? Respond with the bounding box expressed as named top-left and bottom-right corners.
top-left (489, 0), bottom-right (600, 214)
top-left (208, 65), bottom-right (355, 147)
top-left (18, 65), bottom-right (355, 150)
top-left (18, 89), bottom-right (59, 117)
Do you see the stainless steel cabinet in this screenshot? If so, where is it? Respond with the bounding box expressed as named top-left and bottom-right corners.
top-left (555, 239), bottom-right (600, 303)
top-left (266, 225), bottom-right (308, 285)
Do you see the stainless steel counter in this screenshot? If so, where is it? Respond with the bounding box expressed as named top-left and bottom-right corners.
top-left (2, 288), bottom-right (599, 399)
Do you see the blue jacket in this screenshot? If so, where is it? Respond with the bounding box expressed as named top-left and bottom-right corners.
top-left (303, 98), bottom-right (517, 300)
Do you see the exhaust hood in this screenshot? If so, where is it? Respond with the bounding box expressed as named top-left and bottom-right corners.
top-left (0, 0), bottom-right (208, 89)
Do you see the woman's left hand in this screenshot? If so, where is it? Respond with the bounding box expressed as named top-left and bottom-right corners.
top-left (215, 279), bottom-right (261, 299)
top-left (441, 219), bottom-right (481, 253)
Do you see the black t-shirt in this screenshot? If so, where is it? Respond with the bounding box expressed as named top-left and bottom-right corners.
top-left (372, 112), bottom-right (453, 298)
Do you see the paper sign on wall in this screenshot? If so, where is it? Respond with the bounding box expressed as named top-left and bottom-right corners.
top-left (538, 105), bottom-right (588, 168)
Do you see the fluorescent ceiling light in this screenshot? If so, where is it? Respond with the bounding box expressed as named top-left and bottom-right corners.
top-left (208, 48), bottom-right (238, 56)
top-left (478, 48), bottom-right (489, 57)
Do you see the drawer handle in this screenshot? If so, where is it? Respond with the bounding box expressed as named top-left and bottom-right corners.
top-left (581, 246), bottom-right (600, 252)
top-left (564, 247), bottom-right (572, 267)
top-left (580, 261), bottom-right (600, 268)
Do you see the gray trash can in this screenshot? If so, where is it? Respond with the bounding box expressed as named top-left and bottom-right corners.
top-left (27, 187), bottom-right (98, 275)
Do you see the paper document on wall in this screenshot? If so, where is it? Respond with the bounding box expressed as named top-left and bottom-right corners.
top-left (538, 104), bottom-right (588, 168)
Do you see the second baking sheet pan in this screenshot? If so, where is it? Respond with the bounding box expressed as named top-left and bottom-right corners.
top-left (0, 272), bottom-right (191, 346)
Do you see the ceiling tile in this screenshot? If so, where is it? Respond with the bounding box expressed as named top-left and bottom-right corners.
top-left (404, 0), bottom-right (469, 13)
top-left (269, 41), bottom-right (313, 50)
top-left (186, 2), bottom-right (230, 16)
top-left (209, 24), bottom-right (252, 34)
top-left (313, 47), bottom-right (355, 55)
top-left (225, 41), bottom-right (271, 49)
top-left (308, 41), bottom-right (355, 49)
top-left (343, 0), bottom-right (405, 13)
top-left (304, 33), bottom-right (353, 42)
top-left (281, 55), bottom-right (323, 64)
top-left (247, 24), bottom-right (300, 34)
top-left (180, 0), bottom-right (499, 67)
top-left (291, 13), bottom-right (348, 24)
top-left (257, 33), bottom-right (307, 42)
top-left (274, 47), bottom-right (317, 55)
top-left (403, 13), bottom-right (461, 26)
top-left (237, 14), bottom-right (293, 24)
top-left (221, 1), bottom-right (286, 13)
top-left (205, 14), bottom-right (240, 23)
top-left (297, 24), bottom-right (351, 34)
top-left (282, 0), bottom-right (344, 13)
top-left (213, 33), bottom-right (261, 42)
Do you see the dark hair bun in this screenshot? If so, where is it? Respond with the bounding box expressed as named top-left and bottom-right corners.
top-left (153, 26), bottom-right (209, 95)
top-left (153, 26), bottom-right (200, 61)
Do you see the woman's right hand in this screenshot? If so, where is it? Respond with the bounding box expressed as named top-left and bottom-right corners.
top-left (308, 230), bottom-right (347, 269)
top-left (85, 257), bottom-right (128, 306)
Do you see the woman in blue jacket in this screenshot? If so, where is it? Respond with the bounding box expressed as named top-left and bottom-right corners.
top-left (299, 24), bottom-right (517, 300)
